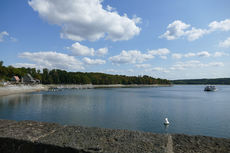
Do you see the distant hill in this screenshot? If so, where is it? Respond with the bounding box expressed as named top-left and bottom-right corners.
top-left (171, 78), bottom-right (230, 85)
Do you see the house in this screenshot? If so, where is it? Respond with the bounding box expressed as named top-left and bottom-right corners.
top-left (22, 74), bottom-right (36, 84)
top-left (11, 76), bottom-right (20, 83)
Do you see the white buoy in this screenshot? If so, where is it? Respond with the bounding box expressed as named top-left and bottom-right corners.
top-left (164, 118), bottom-right (169, 125)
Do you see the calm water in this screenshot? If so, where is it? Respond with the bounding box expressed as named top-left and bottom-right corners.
top-left (0, 85), bottom-right (230, 138)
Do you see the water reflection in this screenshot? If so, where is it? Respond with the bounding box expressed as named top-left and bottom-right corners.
top-left (164, 124), bottom-right (169, 133)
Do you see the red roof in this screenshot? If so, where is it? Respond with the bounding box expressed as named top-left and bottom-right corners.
top-left (13, 76), bottom-right (20, 81)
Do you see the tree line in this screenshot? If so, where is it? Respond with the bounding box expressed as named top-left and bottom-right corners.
top-left (0, 61), bottom-right (170, 85)
top-left (172, 78), bottom-right (230, 85)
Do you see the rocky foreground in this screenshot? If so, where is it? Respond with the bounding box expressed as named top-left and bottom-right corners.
top-left (0, 119), bottom-right (229, 153)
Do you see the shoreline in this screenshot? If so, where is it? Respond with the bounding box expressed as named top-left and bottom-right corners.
top-left (0, 84), bottom-right (48, 97)
top-left (47, 84), bottom-right (172, 89)
top-left (0, 84), bottom-right (172, 97)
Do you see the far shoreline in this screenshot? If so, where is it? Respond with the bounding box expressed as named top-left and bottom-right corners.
top-left (47, 84), bottom-right (172, 89)
top-left (0, 84), bottom-right (172, 97)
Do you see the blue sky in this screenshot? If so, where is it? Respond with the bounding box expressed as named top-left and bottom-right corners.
top-left (0, 0), bottom-right (230, 79)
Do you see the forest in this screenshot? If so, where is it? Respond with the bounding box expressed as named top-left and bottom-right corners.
top-left (0, 61), bottom-right (170, 85)
top-left (172, 78), bottom-right (230, 85)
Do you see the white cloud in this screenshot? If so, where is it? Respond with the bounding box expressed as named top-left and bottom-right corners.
top-left (109, 50), bottom-right (154, 64)
top-left (96, 47), bottom-right (108, 56)
top-left (184, 52), bottom-right (196, 58)
top-left (67, 42), bottom-right (95, 56)
top-left (10, 37), bottom-right (18, 42)
top-left (170, 60), bottom-right (224, 70)
top-left (105, 69), bottom-right (118, 73)
top-left (128, 69), bottom-right (134, 73)
top-left (19, 51), bottom-right (84, 71)
top-left (209, 19), bottom-right (230, 31)
top-left (152, 67), bottom-right (169, 73)
top-left (132, 15), bottom-right (142, 24)
top-left (29, 0), bottom-right (141, 41)
top-left (185, 28), bottom-right (208, 41)
top-left (67, 42), bottom-right (108, 57)
top-left (213, 52), bottom-right (229, 57)
top-left (148, 48), bottom-right (170, 56)
top-left (160, 56), bottom-right (167, 60)
top-left (161, 19), bottom-right (230, 41)
top-left (106, 5), bottom-right (115, 12)
top-left (82, 57), bottom-right (106, 65)
top-left (171, 60), bottom-right (203, 70)
top-left (0, 31), bottom-right (17, 42)
top-left (13, 63), bottom-right (41, 69)
top-left (172, 51), bottom-right (228, 59)
top-left (160, 20), bottom-right (208, 41)
top-left (197, 51), bottom-right (210, 57)
top-left (0, 31), bottom-right (9, 42)
top-left (148, 48), bottom-right (170, 59)
top-left (135, 64), bottom-right (151, 68)
top-left (160, 20), bottom-right (190, 40)
top-left (172, 53), bottom-right (183, 59)
top-left (219, 37), bottom-right (230, 48)
top-left (142, 67), bottom-right (170, 74)
top-left (208, 62), bottom-right (224, 67)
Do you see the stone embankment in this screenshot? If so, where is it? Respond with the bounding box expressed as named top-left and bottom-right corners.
top-left (0, 120), bottom-right (229, 153)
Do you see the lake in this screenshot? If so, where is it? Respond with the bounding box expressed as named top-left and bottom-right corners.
top-left (0, 85), bottom-right (230, 138)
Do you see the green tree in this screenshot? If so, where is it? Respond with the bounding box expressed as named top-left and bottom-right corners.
top-left (42, 68), bottom-right (49, 84)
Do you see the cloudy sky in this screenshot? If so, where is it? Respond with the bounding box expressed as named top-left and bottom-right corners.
top-left (0, 0), bottom-right (230, 79)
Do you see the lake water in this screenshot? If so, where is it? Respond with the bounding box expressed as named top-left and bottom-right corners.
top-left (0, 85), bottom-right (230, 138)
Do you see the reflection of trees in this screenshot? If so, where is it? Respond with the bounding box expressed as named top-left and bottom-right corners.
top-left (0, 94), bottom-right (42, 110)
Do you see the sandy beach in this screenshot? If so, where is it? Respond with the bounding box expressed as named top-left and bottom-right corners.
top-left (0, 85), bottom-right (48, 97)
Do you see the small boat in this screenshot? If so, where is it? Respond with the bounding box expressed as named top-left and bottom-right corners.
top-left (204, 85), bottom-right (216, 91)
top-left (164, 118), bottom-right (170, 125)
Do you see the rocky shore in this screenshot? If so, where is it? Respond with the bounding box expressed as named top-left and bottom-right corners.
top-left (0, 119), bottom-right (229, 153)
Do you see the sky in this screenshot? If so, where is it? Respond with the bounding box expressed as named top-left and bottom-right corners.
top-left (0, 0), bottom-right (230, 80)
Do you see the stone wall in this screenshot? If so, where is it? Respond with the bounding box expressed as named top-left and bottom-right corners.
top-left (0, 119), bottom-right (229, 153)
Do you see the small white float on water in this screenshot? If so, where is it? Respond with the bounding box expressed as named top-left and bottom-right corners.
top-left (164, 118), bottom-right (169, 125)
